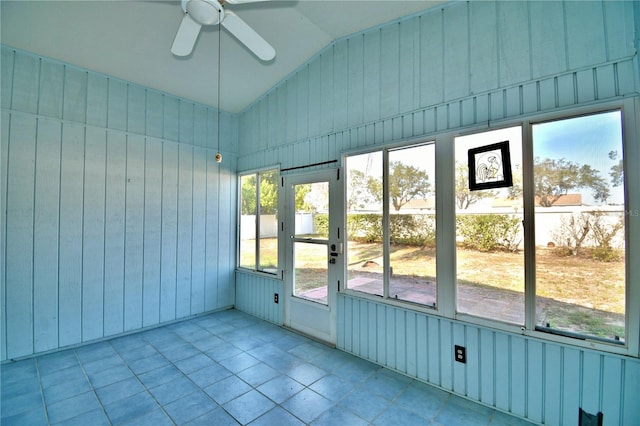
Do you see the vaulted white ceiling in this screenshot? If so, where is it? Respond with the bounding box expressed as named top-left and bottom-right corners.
top-left (1, 0), bottom-right (446, 113)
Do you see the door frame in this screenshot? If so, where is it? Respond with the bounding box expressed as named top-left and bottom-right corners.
top-left (281, 168), bottom-right (343, 345)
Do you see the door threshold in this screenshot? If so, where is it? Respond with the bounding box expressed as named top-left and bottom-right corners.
top-left (282, 325), bottom-right (336, 348)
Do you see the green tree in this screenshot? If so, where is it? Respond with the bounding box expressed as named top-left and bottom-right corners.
top-left (389, 161), bottom-right (431, 211)
top-left (455, 162), bottom-right (496, 209)
top-left (609, 150), bottom-right (624, 187)
top-left (347, 169), bottom-right (381, 210)
top-left (241, 170), bottom-right (278, 215)
top-left (259, 170), bottom-right (278, 214)
top-left (241, 175), bottom-right (257, 215)
top-left (534, 157), bottom-right (609, 207)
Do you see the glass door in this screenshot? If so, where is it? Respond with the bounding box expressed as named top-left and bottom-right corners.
top-left (283, 169), bottom-right (342, 344)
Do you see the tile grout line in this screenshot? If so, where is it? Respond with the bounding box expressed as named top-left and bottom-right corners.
top-left (71, 349), bottom-right (114, 426)
top-left (33, 357), bottom-right (53, 426)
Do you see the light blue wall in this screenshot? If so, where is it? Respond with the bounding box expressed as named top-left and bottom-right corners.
top-left (237, 1), bottom-right (638, 172)
top-left (1, 46), bottom-right (238, 361)
top-left (235, 1), bottom-right (640, 424)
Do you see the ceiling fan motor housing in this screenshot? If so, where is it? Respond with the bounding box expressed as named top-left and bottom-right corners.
top-left (182, 0), bottom-right (224, 26)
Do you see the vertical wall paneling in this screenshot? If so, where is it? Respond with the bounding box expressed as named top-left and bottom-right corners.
top-left (179, 100), bottom-right (193, 144)
top-left (123, 134), bottom-right (145, 331)
top-left (380, 24), bottom-right (400, 119)
top-left (561, 348), bottom-right (581, 425)
top-left (419, 11), bottom-right (443, 108)
top-left (529, 1), bottom-right (565, 79)
top-left (296, 65), bottom-right (309, 141)
top-left (452, 322), bottom-right (466, 394)
top-left (219, 163), bottom-right (235, 307)
top-left (347, 35), bottom-right (364, 128)
top-left (439, 319), bottom-right (453, 391)
top-left (234, 271), bottom-right (283, 325)
top-left (176, 143), bottom-right (193, 317)
top-left (308, 58), bottom-right (321, 137)
top-left (363, 29), bottom-right (381, 123)
top-left (565, 1), bottom-right (606, 70)
top-left (479, 328), bottom-right (495, 406)
top-left (443, 3), bottom-right (469, 101)
top-left (127, 85), bottom-right (146, 135)
top-left (622, 360), bottom-right (640, 425)
top-left (604, 1), bottom-right (635, 61)
top-left (142, 137), bottom-right (163, 327)
top-left (86, 73), bottom-right (108, 128)
top-left (510, 336), bottom-right (526, 417)
top-left (494, 333), bottom-right (510, 411)
top-left (191, 146), bottom-right (207, 315)
top-left (163, 96), bottom-right (180, 142)
top-left (332, 41), bottom-right (348, 131)
top-left (526, 340), bottom-right (544, 423)
top-left (1, 48), bottom-right (14, 109)
top-left (12, 52), bottom-right (39, 114)
top-left (465, 327), bottom-right (480, 401)
top-left (497, 1), bottom-right (530, 87)
top-left (1, 112), bottom-right (10, 360)
top-left (160, 141), bottom-right (178, 322)
top-left (399, 17), bottom-right (419, 114)
top-left (103, 130), bottom-right (126, 336)
top-left (544, 344), bottom-right (562, 424)
top-left (2, 46), bottom-right (237, 360)
top-left (82, 127), bottom-right (106, 341)
top-left (58, 123), bottom-right (85, 346)
top-left (581, 352), bottom-right (602, 417)
top-left (204, 150), bottom-right (219, 311)
top-left (145, 91), bottom-right (163, 139)
top-left (5, 114), bottom-right (36, 358)
top-left (38, 61), bottom-right (64, 119)
top-left (107, 80), bottom-right (127, 132)
top-left (469, 1), bottom-right (498, 95)
top-left (601, 356), bottom-right (622, 425)
top-left (194, 105), bottom-right (208, 147)
top-left (33, 118), bottom-right (61, 352)
top-left (63, 67), bottom-right (87, 123)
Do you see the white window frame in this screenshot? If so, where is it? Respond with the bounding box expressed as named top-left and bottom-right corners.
top-left (237, 166), bottom-right (280, 277)
top-left (341, 98), bottom-right (639, 357)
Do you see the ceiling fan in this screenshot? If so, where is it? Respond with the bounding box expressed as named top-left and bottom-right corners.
top-left (171, 0), bottom-right (275, 61)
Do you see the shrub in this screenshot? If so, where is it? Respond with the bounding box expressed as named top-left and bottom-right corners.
top-left (550, 213), bottom-right (591, 256)
top-left (457, 214), bottom-right (522, 252)
top-left (589, 211), bottom-right (624, 262)
top-left (389, 214), bottom-right (436, 247)
top-left (346, 213), bottom-right (435, 247)
top-left (313, 213), bottom-right (329, 237)
top-left (550, 211), bottom-right (623, 262)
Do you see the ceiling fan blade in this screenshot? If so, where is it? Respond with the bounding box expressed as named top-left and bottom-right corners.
top-left (224, 0), bottom-right (271, 4)
top-left (221, 10), bottom-right (275, 61)
top-left (171, 14), bottom-right (202, 57)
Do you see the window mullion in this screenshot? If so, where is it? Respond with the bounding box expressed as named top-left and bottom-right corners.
top-left (255, 172), bottom-right (261, 271)
top-left (435, 134), bottom-right (456, 318)
top-left (522, 122), bottom-right (536, 331)
top-left (383, 149), bottom-right (390, 299)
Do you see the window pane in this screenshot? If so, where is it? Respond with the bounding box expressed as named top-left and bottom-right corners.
top-left (533, 111), bottom-right (625, 343)
top-left (294, 182), bottom-right (329, 239)
top-left (388, 144), bottom-right (436, 307)
top-left (240, 174), bottom-right (257, 269)
top-left (455, 127), bottom-right (524, 325)
top-left (294, 242), bottom-right (328, 304)
top-left (346, 151), bottom-right (384, 296)
top-left (259, 170), bottom-right (278, 273)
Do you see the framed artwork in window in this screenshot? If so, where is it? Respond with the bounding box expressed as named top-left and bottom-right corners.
top-left (467, 141), bottom-right (513, 191)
